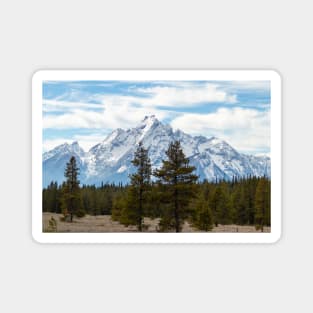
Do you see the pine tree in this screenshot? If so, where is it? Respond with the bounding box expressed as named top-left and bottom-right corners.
top-left (111, 191), bottom-right (127, 221)
top-left (255, 177), bottom-right (271, 231)
top-left (211, 183), bottom-right (231, 226)
top-left (193, 195), bottom-right (213, 231)
top-left (154, 141), bottom-right (198, 232)
top-left (146, 183), bottom-right (162, 218)
top-left (242, 176), bottom-right (258, 225)
top-left (61, 156), bottom-right (83, 222)
top-left (122, 142), bottom-right (152, 231)
top-left (42, 181), bottom-right (60, 213)
top-left (232, 185), bottom-right (247, 225)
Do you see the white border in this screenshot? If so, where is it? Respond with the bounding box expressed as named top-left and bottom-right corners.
top-left (32, 70), bottom-right (281, 243)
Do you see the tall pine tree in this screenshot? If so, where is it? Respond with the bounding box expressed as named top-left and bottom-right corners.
top-left (61, 156), bottom-right (83, 222)
top-left (122, 142), bottom-right (152, 231)
top-left (255, 177), bottom-right (271, 231)
top-left (154, 141), bottom-right (198, 232)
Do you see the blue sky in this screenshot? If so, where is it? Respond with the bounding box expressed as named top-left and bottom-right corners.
top-left (43, 80), bottom-right (270, 155)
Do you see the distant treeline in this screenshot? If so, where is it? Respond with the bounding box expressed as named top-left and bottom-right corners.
top-left (43, 181), bottom-right (123, 216)
top-left (43, 176), bottom-right (270, 231)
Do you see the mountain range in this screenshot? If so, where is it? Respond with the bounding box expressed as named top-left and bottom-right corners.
top-left (43, 115), bottom-right (270, 187)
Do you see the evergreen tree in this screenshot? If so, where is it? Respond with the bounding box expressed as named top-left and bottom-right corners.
top-left (193, 195), bottom-right (213, 231)
top-left (121, 142), bottom-right (152, 231)
top-left (61, 156), bottom-right (83, 222)
top-left (202, 179), bottom-right (211, 202)
top-left (242, 176), bottom-right (258, 225)
top-left (146, 182), bottom-right (162, 218)
top-left (154, 141), bottom-right (198, 232)
top-left (232, 185), bottom-right (247, 225)
top-left (211, 183), bottom-right (231, 226)
top-left (255, 177), bottom-right (271, 231)
top-left (111, 190), bottom-right (127, 222)
top-left (42, 181), bottom-right (61, 213)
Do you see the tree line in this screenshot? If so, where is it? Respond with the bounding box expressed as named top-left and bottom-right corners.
top-left (43, 141), bottom-right (270, 232)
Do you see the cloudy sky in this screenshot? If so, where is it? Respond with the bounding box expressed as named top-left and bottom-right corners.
top-left (43, 80), bottom-right (270, 155)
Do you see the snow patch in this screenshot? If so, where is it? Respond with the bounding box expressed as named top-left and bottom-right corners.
top-left (117, 165), bottom-right (127, 173)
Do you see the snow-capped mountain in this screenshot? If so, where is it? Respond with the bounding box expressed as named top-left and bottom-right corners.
top-left (43, 115), bottom-right (270, 187)
top-left (43, 142), bottom-right (87, 186)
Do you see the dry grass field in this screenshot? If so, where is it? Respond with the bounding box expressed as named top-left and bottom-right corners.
top-left (43, 212), bottom-right (270, 233)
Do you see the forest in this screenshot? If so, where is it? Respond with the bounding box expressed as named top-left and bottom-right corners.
top-left (42, 141), bottom-right (271, 232)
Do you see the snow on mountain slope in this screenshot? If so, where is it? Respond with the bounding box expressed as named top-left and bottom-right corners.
top-left (42, 115), bottom-right (271, 187)
top-left (43, 141), bottom-right (85, 162)
top-left (43, 142), bottom-right (87, 187)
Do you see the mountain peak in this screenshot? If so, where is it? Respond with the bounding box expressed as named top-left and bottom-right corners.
top-left (136, 115), bottom-right (160, 138)
top-left (208, 136), bottom-right (225, 145)
top-left (142, 114), bottom-right (157, 122)
top-left (70, 141), bottom-right (85, 154)
top-left (43, 141), bottom-right (85, 162)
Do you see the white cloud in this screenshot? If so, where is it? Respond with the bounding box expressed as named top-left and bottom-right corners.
top-left (43, 99), bottom-right (103, 112)
top-left (43, 82), bottom-right (237, 129)
top-left (223, 81), bottom-right (271, 91)
top-left (43, 104), bottom-right (173, 130)
top-left (43, 110), bottom-right (106, 129)
top-left (131, 83), bottom-right (237, 107)
top-left (170, 107), bottom-right (270, 154)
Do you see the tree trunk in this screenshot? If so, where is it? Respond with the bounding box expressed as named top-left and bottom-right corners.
top-left (138, 187), bottom-right (143, 231)
top-left (174, 186), bottom-right (179, 232)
